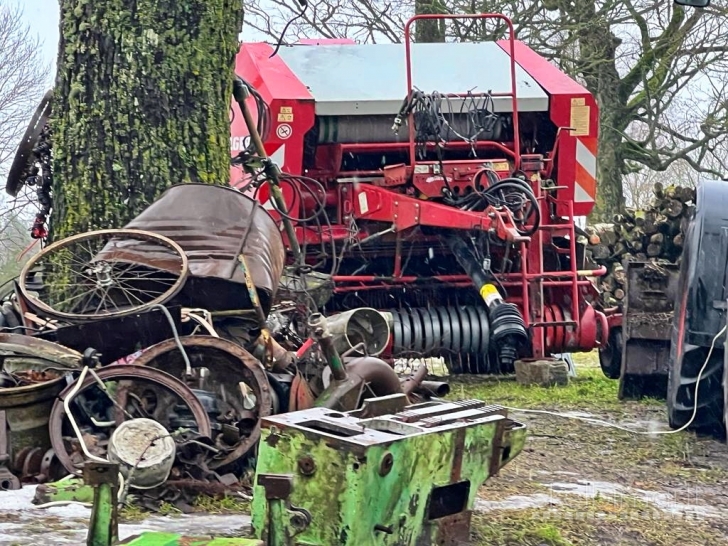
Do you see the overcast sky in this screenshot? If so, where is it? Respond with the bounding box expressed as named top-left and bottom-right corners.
top-left (12, 0), bottom-right (58, 76)
top-left (14, 0), bottom-right (264, 81)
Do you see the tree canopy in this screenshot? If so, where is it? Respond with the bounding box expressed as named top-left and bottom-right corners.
top-left (245, 0), bottom-right (728, 219)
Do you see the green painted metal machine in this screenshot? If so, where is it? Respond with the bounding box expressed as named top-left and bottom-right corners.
top-left (86, 394), bottom-right (526, 546)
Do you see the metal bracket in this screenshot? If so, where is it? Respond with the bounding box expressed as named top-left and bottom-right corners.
top-left (85, 461), bottom-right (119, 546)
top-left (257, 473), bottom-right (293, 500)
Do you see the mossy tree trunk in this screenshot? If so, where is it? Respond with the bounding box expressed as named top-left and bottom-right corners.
top-left (51, 0), bottom-right (243, 240)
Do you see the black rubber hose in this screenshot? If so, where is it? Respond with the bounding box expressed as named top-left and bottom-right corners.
top-left (446, 236), bottom-right (490, 288)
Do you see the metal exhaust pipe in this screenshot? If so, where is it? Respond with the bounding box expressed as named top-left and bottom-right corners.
top-left (326, 308), bottom-right (391, 357)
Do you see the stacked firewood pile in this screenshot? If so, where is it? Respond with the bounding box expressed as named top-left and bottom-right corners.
top-left (583, 183), bottom-right (695, 308)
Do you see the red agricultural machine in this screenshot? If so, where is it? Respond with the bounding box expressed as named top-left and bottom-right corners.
top-left (227, 13), bottom-right (609, 374)
top-left (4, 13), bottom-right (613, 378)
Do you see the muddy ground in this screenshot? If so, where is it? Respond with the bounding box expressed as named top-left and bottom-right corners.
top-left (462, 355), bottom-right (728, 546)
top-left (0, 354), bottom-right (726, 545)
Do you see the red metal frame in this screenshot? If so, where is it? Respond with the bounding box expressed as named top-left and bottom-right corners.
top-left (403, 14), bottom-right (521, 171)
top-left (229, 17), bottom-right (610, 359)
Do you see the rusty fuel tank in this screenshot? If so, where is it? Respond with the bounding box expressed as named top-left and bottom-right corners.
top-left (123, 183), bottom-right (286, 317)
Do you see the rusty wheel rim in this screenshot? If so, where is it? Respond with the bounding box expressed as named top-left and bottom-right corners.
top-left (48, 364), bottom-right (211, 477)
top-left (133, 336), bottom-right (272, 469)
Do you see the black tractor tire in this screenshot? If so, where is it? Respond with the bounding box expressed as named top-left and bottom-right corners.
top-left (665, 178), bottom-right (727, 436)
top-left (667, 344), bottom-right (725, 434)
top-left (599, 327), bottom-right (623, 380)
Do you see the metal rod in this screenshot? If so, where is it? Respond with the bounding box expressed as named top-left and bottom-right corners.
top-left (520, 240), bottom-right (530, 327)
top-left (331, 265), bottom-right (607, 284)
top-left (567, 200), bottom-right (580, 328)
top-left (308, 314), bottom-right (347, 381)
top-left (339, 140), bottom-right (517, 157)
top-left (233, 78), bottom-right (302, 262)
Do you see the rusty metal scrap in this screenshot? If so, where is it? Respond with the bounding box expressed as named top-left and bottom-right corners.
top-left (48, 365), bottom-right (213, 479)
top-left (124, 184), bottom-right (286, 317)
top-left (0, 334), bottom-right (83, 487)
top-left (0, 184), bottom-right (455, 500)
top-left (0, 410), bottom-right (21, 490)
top-left (130, 336), bottom-right (273, 470)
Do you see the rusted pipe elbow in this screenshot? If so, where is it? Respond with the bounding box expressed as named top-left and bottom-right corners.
top-left (268, 336), bottom-right (295, 372)
top-left (344, 357), bottom-right (402, 396)
top-left (416, 380), bottom-right (451, 398)
top-left (253, 330), bottom-right (296, 372)
top-left (401, 363), bottom-right (428, 396)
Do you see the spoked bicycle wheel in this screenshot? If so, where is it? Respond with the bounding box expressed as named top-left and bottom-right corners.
top-left (19, 228), bottom-right (189, 321)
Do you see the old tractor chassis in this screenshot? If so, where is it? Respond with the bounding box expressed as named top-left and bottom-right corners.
top-left (84, 395), bottom-right (526, 546)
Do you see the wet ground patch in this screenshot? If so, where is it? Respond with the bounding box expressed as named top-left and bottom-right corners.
top-left (456, 357), bottom-right (728, 545)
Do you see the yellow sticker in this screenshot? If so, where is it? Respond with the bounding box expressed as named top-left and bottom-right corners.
top-left (280, 107), bottom-right (292, 114)
top-left (277, 113), bottom-right (294, 122)
top-left (570, 104), bottom-right (590, 136)
top-left (492, 162), bottom-right (510, 172)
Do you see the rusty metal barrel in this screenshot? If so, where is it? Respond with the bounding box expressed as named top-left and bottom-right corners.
top-left (124, 183), bottom-right (286, 319)
top-left (0, 335), bottom-right (81, 462)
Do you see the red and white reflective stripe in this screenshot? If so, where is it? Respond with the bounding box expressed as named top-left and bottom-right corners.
top-left (574, 137), bottom-right (597, 203)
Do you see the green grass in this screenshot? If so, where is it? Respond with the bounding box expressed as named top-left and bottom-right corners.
top-left (119, 494), bottom-right (251, 523)
top-left (465, 354), bottom-right (728, 545)
top-left (193, 494), bottom-right (250, 514)
top-left (470, 496), bottom-right (728, 546)
top-left (158, 501), bottom-right (183, 516)
top-left (447, 362), bottom-right (627, 412)
top-left (448, 357), bottom-right (726, 478)
top-left (473, 517), bottom-right (572, 546)
top-left (119, 503), bottom-right (149, 522)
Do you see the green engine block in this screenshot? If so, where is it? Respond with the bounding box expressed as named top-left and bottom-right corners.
top-left (85, 395), bottom-right (526, 546)
top-left (251, 394), bottom-right (526, 545)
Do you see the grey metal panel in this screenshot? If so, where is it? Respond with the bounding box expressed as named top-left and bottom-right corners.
top-left (277, 42), bottom-right (549, 116)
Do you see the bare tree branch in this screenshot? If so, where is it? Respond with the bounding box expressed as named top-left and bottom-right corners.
top-left (0, 3), bottom-right (48, 177)
top-left (0, 3), bottom-right (50, 279)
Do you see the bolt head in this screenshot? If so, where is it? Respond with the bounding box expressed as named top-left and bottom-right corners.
top-left (298, 456), bottom-right (316, 476)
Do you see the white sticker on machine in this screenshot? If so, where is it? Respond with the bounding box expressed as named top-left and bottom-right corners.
top-left (277, 106), bottom-right (294, 122)
top-left (276, 124), bottom-right (293, 139)
top-left (358, 192), bottom-right (369, 215)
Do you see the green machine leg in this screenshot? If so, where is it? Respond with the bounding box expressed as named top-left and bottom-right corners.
top-left (83, 462), bottom-right (264, 546)
top-left (85, 461), bottom-right (120, 546)
top-left (251, 394), bottom-right (527, 546)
